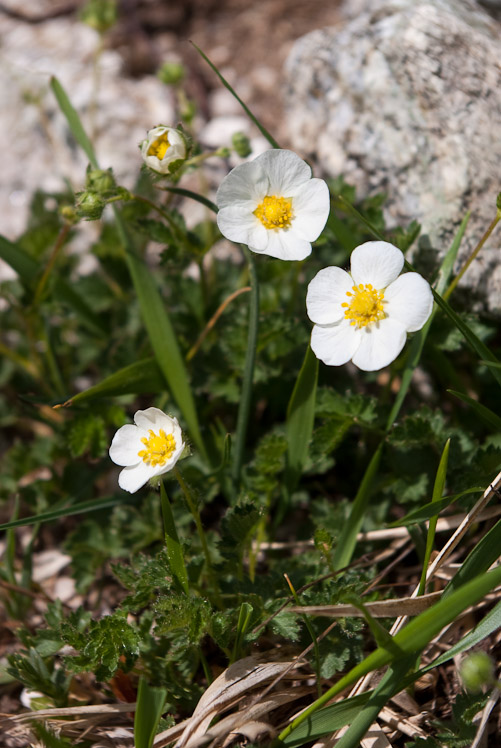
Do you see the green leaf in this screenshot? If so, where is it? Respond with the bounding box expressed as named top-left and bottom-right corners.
top-left (0, 234), bottom-right (38, 282)
top-left (418, 439), bottom-right (450, 596)
top-left (50, 77), bottom-right (98, 168)
top-left (191, 43), bottom-right (280, 149)
top-left (448, 389), bottom-right (501, 432)
top-left (0, 496), bottom-right (125, 532)
top-left (389, 487), bottom-right (483, 527)
top-left (134, 677), bottom-right (166, 748)
top-left (279, 565), bottom-right (501, 744)
top-left (160, 482), bottom-right (189, 595)
top-left (66, 357), bottom-right (164, 405)
top-left (285, 345), bottom-right (319, 492)
top-left (332, 443), bottom-right (384, 570)
top-left (443, 516), bottom-right (501, 598)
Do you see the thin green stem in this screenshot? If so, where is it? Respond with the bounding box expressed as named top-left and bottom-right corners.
top-left (174, 467), bottom-right (221, 606)
top-left (232, 248), bottom-right (259, 488)
top-left (157, 186), bottom-right (218, 214)
top-left (32, 223), bottom-right (71, 308)
top-left (444, 211), bottom-right (501, 301)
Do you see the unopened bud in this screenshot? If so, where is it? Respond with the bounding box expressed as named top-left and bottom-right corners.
top-left (86, 167), bottom-right (116, 195)
top-left (75, 191), bottom-right (106, 221)
top-left (216, 147), bottom-right (231, 159)
top-left (232, 131), bottom-right (252, 158)
top-left (80, 0), bottom-right (118, 33)
top-left (460, 652), bottom-right (495, 692)
top-left (157, 61), bottom-right (185, 86)
top-left (60, 205), bottom-right (78, 224)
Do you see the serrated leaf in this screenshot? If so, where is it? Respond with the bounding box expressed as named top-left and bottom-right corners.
top-left (219, 502), bottom-right (261, 560)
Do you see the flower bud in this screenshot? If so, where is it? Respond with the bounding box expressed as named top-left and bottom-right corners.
top-left (86, 167), bottom-right (116, 195)
top-left (80, 0), bottom-right (118, 33)
top-left (141, 126), bottom-right (187, 175)
top-left (459, 652), bottom-right (495, 692)
top-left (216, 147), bottom-right (231, 159)
top-left (157, 61), bottom-right (185, 86)
top-left (232, 131), bottom-right (252, 158)
top-left (75, 191), bottom-right (106, 221)
top-left (60, 205), bottom-right (78, 224)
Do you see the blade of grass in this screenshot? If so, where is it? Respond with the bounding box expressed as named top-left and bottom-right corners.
top-left (334, 656), bottom-right (416, 748)
top-left (389, 486), bottom-right (483, 527)
top-left (230, 602), bottom-right (254, 664)
top-left (418, 439), bottom-right (450, 596)
top-left (277, 565), bottom-right (501, 744)
top-left (332, 443), bottom-right (384, 570)
top-left (448, 389), bottom-right (501, 432)
top-left (232, 248), bottom-right (259, 488)
top-left (443, 515), bottom-right (501, 598)
top-left (285, 345), bottom-right (318, 493)
top-left (159, 186), bottom-right (218, 214)
top-left (0, 495), bottom-right (126, 531)
top-left (0, 234), bottom-right (38, 282)
top-left (61, 357), bottom-right (164, 406)
top-left (160, 482), bottom-right (189, 595)
top-left (134, 677), bottom-right (166, 748)
top-left (50, 77), bottom-right (98, 168)
top-left (282, 600), bottom-right (501, 747)
top-left (191, 43), bottom-right (280, 149)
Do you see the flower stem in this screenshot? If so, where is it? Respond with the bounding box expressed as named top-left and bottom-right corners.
top-left (174, 466), bottom-right (221, 606)
top-left (443, 210), bottom-right (501, 301)
top-left (232, 248), bottom-right (259, 489)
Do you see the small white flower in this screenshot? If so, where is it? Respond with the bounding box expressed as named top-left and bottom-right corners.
top-left (216, 149), bottom-right (330, 261)
top-left (109, 408), bottom-right (185, 493)
top-left (141, 126), bottom-right (187, 174)
top-left (306, 241), bottom-right (433, 371)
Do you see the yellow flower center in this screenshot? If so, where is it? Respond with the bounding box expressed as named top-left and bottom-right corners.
top-left (341, 284), bottom-right (386, 328)
top-left (254, 195), bottom-right (293, 230)
top-left (137, 429), bottom-right (176, 467)
top-left (147, 132), bottom-right (170, 160)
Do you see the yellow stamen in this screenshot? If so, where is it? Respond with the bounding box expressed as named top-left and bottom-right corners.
top-left (254, 195), bottom-right (293, 230)
top-left (147, 132), bottom-right (170, 160)
top-left (137, 428), bottom-right (176, 467)
top-left (343, 283), bottom-right (386, 328)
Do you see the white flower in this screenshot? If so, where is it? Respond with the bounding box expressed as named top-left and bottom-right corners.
top-left (141, 126), bottom-right (187, 174)
top-left (216, 149), bottom-right (330, 261)
top-left (109, 408), bottom-right (185, 493)
top-left (306, 241), bottom-right (433, 371)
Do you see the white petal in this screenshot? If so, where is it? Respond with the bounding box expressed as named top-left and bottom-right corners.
top-left (310, 321), bottom-right (361, 366)
top-left (351, 317), bottom-right (407, 371)
top-left (216, 159), bottom-right (269, 208)
top-left (290, 179), bottom-right (330, 240)
top-left (350, 242), bottom-right (404, 289)
top-left (134, 407), bottom-right (169, 430)
top-left (217, 205), bottom-right (267, 246)
top-left (384, 272), bottom-right (433, 332)
top-left (118, 463), bottom-right (154, 493)
top-left (260, 149), bottom-right (312, 195)
top-left (306, 266), bottom-right (353, 325)
top-left (256, 229), bottom-right (311, 261)
top-left (109, 425), bottom-right (143, 467)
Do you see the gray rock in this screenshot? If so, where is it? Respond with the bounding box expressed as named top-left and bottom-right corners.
top-left (284, 0), bottom-right (501, 313)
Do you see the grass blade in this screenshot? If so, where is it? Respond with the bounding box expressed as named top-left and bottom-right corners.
top-left (160, 482), bottom-right (189, 595)
top-left (278, 565), bottom-right (501, 744)
top-left (443, 516), bottom-right (501, 598)
top-left (285, 345), bottom-right (319, 493)
top-left (332, 443), bottom-right (384, 570)
top-left (418, 439), bottom-right (450, 595)
top-left (448, 389), bottom-right (501, 431)
top-left (134, 677), bottom-right (166, 748)
top-left (231, 248), bottom-right (259, 487)
top-left (0, 496), bottom-right (125, 531)
top-left (62, 357), bottom-right (164, 406)
top-left (389, 486), bottom-right (483, 527)
top-left (0, 234), bottom-right (38, 282)
top-left (191, 43), bottom-right (280, 149)
top-left (50, 77), bottom-right (98, 168)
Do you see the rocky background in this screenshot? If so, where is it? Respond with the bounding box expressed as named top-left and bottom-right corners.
top-left (1, 0), bottom-right (501, 309)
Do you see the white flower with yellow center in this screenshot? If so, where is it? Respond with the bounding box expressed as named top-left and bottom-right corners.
top-left (306, 241), bottom-right (433, 371)
top-left (109, 408), bottom-right (185, 493)
top-left (141, 126), bottom-right (187, 174)
top-left (216, 149), bottom-right (330, 261)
